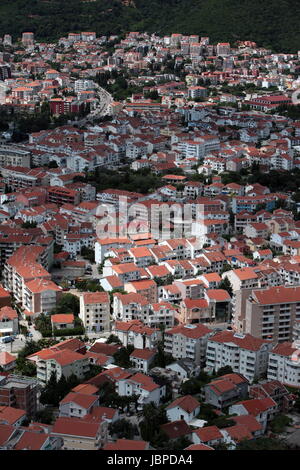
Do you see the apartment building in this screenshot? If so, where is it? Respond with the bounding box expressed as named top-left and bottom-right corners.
top-left (222, 267), bottom-right (259, 293)
top-left (206, 330), bottom-right (273, 382)
top-left (113, 320), bottom-right (161, 350)
top-left (164, 323), bottom-right (212, 366)
top-left (0, 374), bottom-right (38, 417)
top-left (267, 342), bottom-right (300, 387)
top-left (79, 292), bottom-right (110, 333)
top-left (0, 146), bottom-right (31, 168)
top-left (244, 285), bottom-right (300, 343)
top-left (124, 279), bottom-right (158, 304)
top-left (3, 245), bottom-right (59, 312)
top-left (116, 372), bottom-right (166, 406)
top-left (35, 349), bottom-right (90, 386)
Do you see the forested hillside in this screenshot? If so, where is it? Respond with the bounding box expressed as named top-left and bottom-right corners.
top-left (0, 0), bottom-right (299, 52)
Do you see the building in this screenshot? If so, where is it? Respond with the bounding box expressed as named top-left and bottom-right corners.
top-left (166, 395), bottom-right (201, 423)
top-left (79, 292), bottom-right (110, 333)
top-left (206, 330), bottom-right (273, 382)
top-left (0, 375), bottom-right (37, 417)
top-left (116, 372), bottom-right (166, 406)
top-left (164, 323), bottom-right (212, 366)
top-left (244, 285), bottom-right (300, 343)
top-left (35, 349), bottom-right (90, 386)
top-left (51, 416), bottom-right (108, 450)
top-left (267, 342), bottom-right (300, 388)
top-left (204, 373), bottom-right (249, 409)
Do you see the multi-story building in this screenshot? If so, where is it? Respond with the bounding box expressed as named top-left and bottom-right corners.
top-left (35, 349), bottom-right (90, 386)
top-left (0, 146), bottom-right (31, 168)
top-left (0, 374), bottom-right (38, 417)
top-left (206, 330), bottom-right (273, 382)
top-left (267, 341), bottom-right (300, 387)
top-left (3, 245), bottom-right (58, 313)
top-left (244, 285), bottom-right (300, 343)
top-left (113, 320), bottom-right (161, 349)
top-left (164, 323), bottom-right (212, 366)
top-left (79, 292), bottom-right (110, 333)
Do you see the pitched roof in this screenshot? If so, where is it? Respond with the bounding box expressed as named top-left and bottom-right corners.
top-left (193, 425), bottom-right (223, 443)
top-left (0, 406), bottom-right (26, 425)
top-left (52, 417), bottom-right (101, 438)
top-left (60, 392), bottom-right (98, 409)
top-left (166, 395), bottom-right (200, 413)
top-left (103, 439), bottom-right (149, 450)
top-left (161, 420), bottom-right (192, 439)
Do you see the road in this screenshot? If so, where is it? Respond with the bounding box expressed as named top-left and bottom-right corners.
top-left (69, 84), bottom-right (113, 127)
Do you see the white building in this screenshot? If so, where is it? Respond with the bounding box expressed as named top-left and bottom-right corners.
top-left (79, 292), bottom-right (110, 333)
top-left (267, 341), bottom-right (300, 387)
top-left (206, 330), bottom-right (273, 382)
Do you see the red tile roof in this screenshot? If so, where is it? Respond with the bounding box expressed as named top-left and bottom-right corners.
top-left (193, 425), bottom-right (223, 443)
top-left (52, 417), bottom-right (101, 438)
top-left (161, 419), bottom-right (192, 439)
top-left (167, 395), bottom-right (200, 413)
top-left (103, 439), bottom-right (149, 450)
top-left (60, 392), bottom-right (98, 409)
top-left (0, 406), bottom-right (26, 425)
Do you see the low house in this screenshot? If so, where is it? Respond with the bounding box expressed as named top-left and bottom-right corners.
top-left (117, 372), bottom-right (166, 406)
top-left (192, 425), bottom-right (224, 447)
top-left (0, 352), bottom-right (16, 371)
top-left (166, 359), bottom-right (201, 380)
top-left (59, 392), bottom-right (99, 418)
top-left (103, 439), bottom-right (150, 450)
top-left (0, 306), bottom-right (18, 336)
top-left (160, 419), bottom-right (193, 441)
top-left (166, 395), bottom-right (200, 424)
top-left (0, 406), bottom-right (27, 426)
top-left (51, 314), bottom-right (75, 330)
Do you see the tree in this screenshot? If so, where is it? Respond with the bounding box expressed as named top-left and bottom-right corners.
top-left (270, 414), bottom-right (292, 433)
top-left (216, 366), bottom-right (233, 376)
top-left (53, 293), bottom-right (79, 315)
top-left (113, 345), bottom-right (134, 368)
top-left (219, 277), bottom-right (233, 296)
top-left (140, 403), bottom-right (168, 445)
top-left (237, 437), bottom-right (288, 450)
top-left (106, 334), bottom-right (122, 345)
top-left (109, 419), bottom-right (138, 439)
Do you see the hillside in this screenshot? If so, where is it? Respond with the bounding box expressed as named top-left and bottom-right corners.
top-left (0, 0), bottom-right (299, 52)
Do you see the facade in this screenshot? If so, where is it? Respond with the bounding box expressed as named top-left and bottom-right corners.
top-left (164, 323), bottom-right (212, 365)
top-left (79, 292), bottom-right (110, 333)
top-left (206, 330), bottom-right (273, 382)
top-left (244, 285), bottom-right (300, 343)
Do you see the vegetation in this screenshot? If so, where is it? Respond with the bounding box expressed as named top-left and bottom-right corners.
top-left (0, 0), bottom-right (300, 52)
top-left (237, 437), bottom-right (289, 450)
top-left (106, 334), bottom-right (122, 345)
top-left (52, 293), bottom-right (80, 315)
top-left (140, 402), bottom-right (168, 446)
top-left (39, 371), bottom-right (80, 406)
top-left (109, 419), bottom-right (139, 439)
top-left (112, 345), bottom-right (134, 368)
top-left (270, 414), bottom-right (292, 434)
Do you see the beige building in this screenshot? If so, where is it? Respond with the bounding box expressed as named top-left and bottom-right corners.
top-left (52, 417), bottom-right (108, 450)
top-left (244, 285), bottom-right (300, 343)
top-left (79, 292), bottom-right (110, 333)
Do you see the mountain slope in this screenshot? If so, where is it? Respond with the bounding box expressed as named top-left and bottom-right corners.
top-left (0, 0), bottom-right (299, 52)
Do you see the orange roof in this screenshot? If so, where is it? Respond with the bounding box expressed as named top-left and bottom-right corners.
top-left (103, 439), bottom-right (148, 450)
top-left (82, 292), bottom-right (110, 304)
top-left (51, 314), bottom-right (74, 324)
